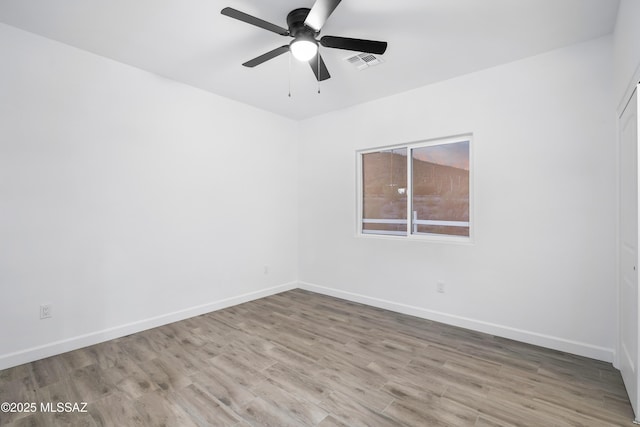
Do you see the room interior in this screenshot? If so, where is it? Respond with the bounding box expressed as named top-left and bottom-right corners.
top-left (1, 0), bottom-right (640, 425)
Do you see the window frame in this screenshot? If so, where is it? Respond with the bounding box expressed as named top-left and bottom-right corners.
top-left (356, 134), bottom-right (474, 244)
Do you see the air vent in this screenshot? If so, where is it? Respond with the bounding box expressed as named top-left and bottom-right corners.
top-left (344, 53), bottom-right (384, 70)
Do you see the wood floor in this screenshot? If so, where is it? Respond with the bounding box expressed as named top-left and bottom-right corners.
top-left (0, 289), bottom-right (634, 426)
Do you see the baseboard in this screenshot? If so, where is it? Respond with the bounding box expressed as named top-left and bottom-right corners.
top-left (1, 280), bottom-right (614, 370)
top-left (0, 282), bottom-right (297, 371)
top-left (298, 281), bottom-right (615, 363)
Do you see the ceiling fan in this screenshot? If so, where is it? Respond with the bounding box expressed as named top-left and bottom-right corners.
top-left (221, 0), bottom-right (388, 82)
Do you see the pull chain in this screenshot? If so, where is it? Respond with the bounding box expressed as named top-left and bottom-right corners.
top-left (288, 51), bottom-right (292, 98)
top-left (317, 53), bottom-right (321, 94)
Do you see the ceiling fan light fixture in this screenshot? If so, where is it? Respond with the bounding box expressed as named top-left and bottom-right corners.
top-left (222, 0), bottom-right (387, 83)
top-left (290, 38), bottom-right (318, 62)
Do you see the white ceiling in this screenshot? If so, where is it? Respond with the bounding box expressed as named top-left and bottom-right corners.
top-left (0, 0), bottom-right (620, 120)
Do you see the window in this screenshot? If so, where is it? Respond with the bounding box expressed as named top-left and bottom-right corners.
top-left (358, 135), bottom-right (472, 241)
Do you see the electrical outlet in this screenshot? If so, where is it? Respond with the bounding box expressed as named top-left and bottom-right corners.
top-left (437, 281), bottom-right (445, 294)
top-left (40, 304), bottom-right (52, 319)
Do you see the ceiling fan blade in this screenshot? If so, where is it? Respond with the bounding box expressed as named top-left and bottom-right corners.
top-left (304, 0), bottom-right (342, 32)
top-left (242, 45), bottom-right (290, 68)
top-left (309, 53), bottom-right (331, 81)
top-left (221, 7), bottom-right (289, 36)
top-left (320, 36), bottom-right (387, 55)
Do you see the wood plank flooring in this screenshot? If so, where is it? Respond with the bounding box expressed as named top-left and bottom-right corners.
top-left (0, 289), bottom-right (634, 426)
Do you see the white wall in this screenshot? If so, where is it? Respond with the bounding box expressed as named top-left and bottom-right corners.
top-left (614, 0), bottom-right (640, 107)
top-left (0, 24), bottom-right (298, 369)
top-left (298, 36), bottom-right (616, 361)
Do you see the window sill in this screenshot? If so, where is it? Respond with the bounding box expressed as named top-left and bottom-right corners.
top-left (356, 232), bottom-right (474, 245)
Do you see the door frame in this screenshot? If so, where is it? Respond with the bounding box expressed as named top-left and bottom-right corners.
top-left (618, 78), bottom-right (640, 423)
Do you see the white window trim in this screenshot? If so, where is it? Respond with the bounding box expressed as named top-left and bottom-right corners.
top-left (356, 134), bottom-right (474, 244)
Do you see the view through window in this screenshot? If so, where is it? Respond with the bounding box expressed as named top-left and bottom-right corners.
top-left (362, 147), bottom-right (408, 235)
top-left (360, 136), bottom-right (471, 239)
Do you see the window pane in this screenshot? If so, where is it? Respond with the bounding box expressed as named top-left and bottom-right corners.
top-left (411, 141), bottom-right (470, 237)
top-left (362, 148), bottom-right (407, 235)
